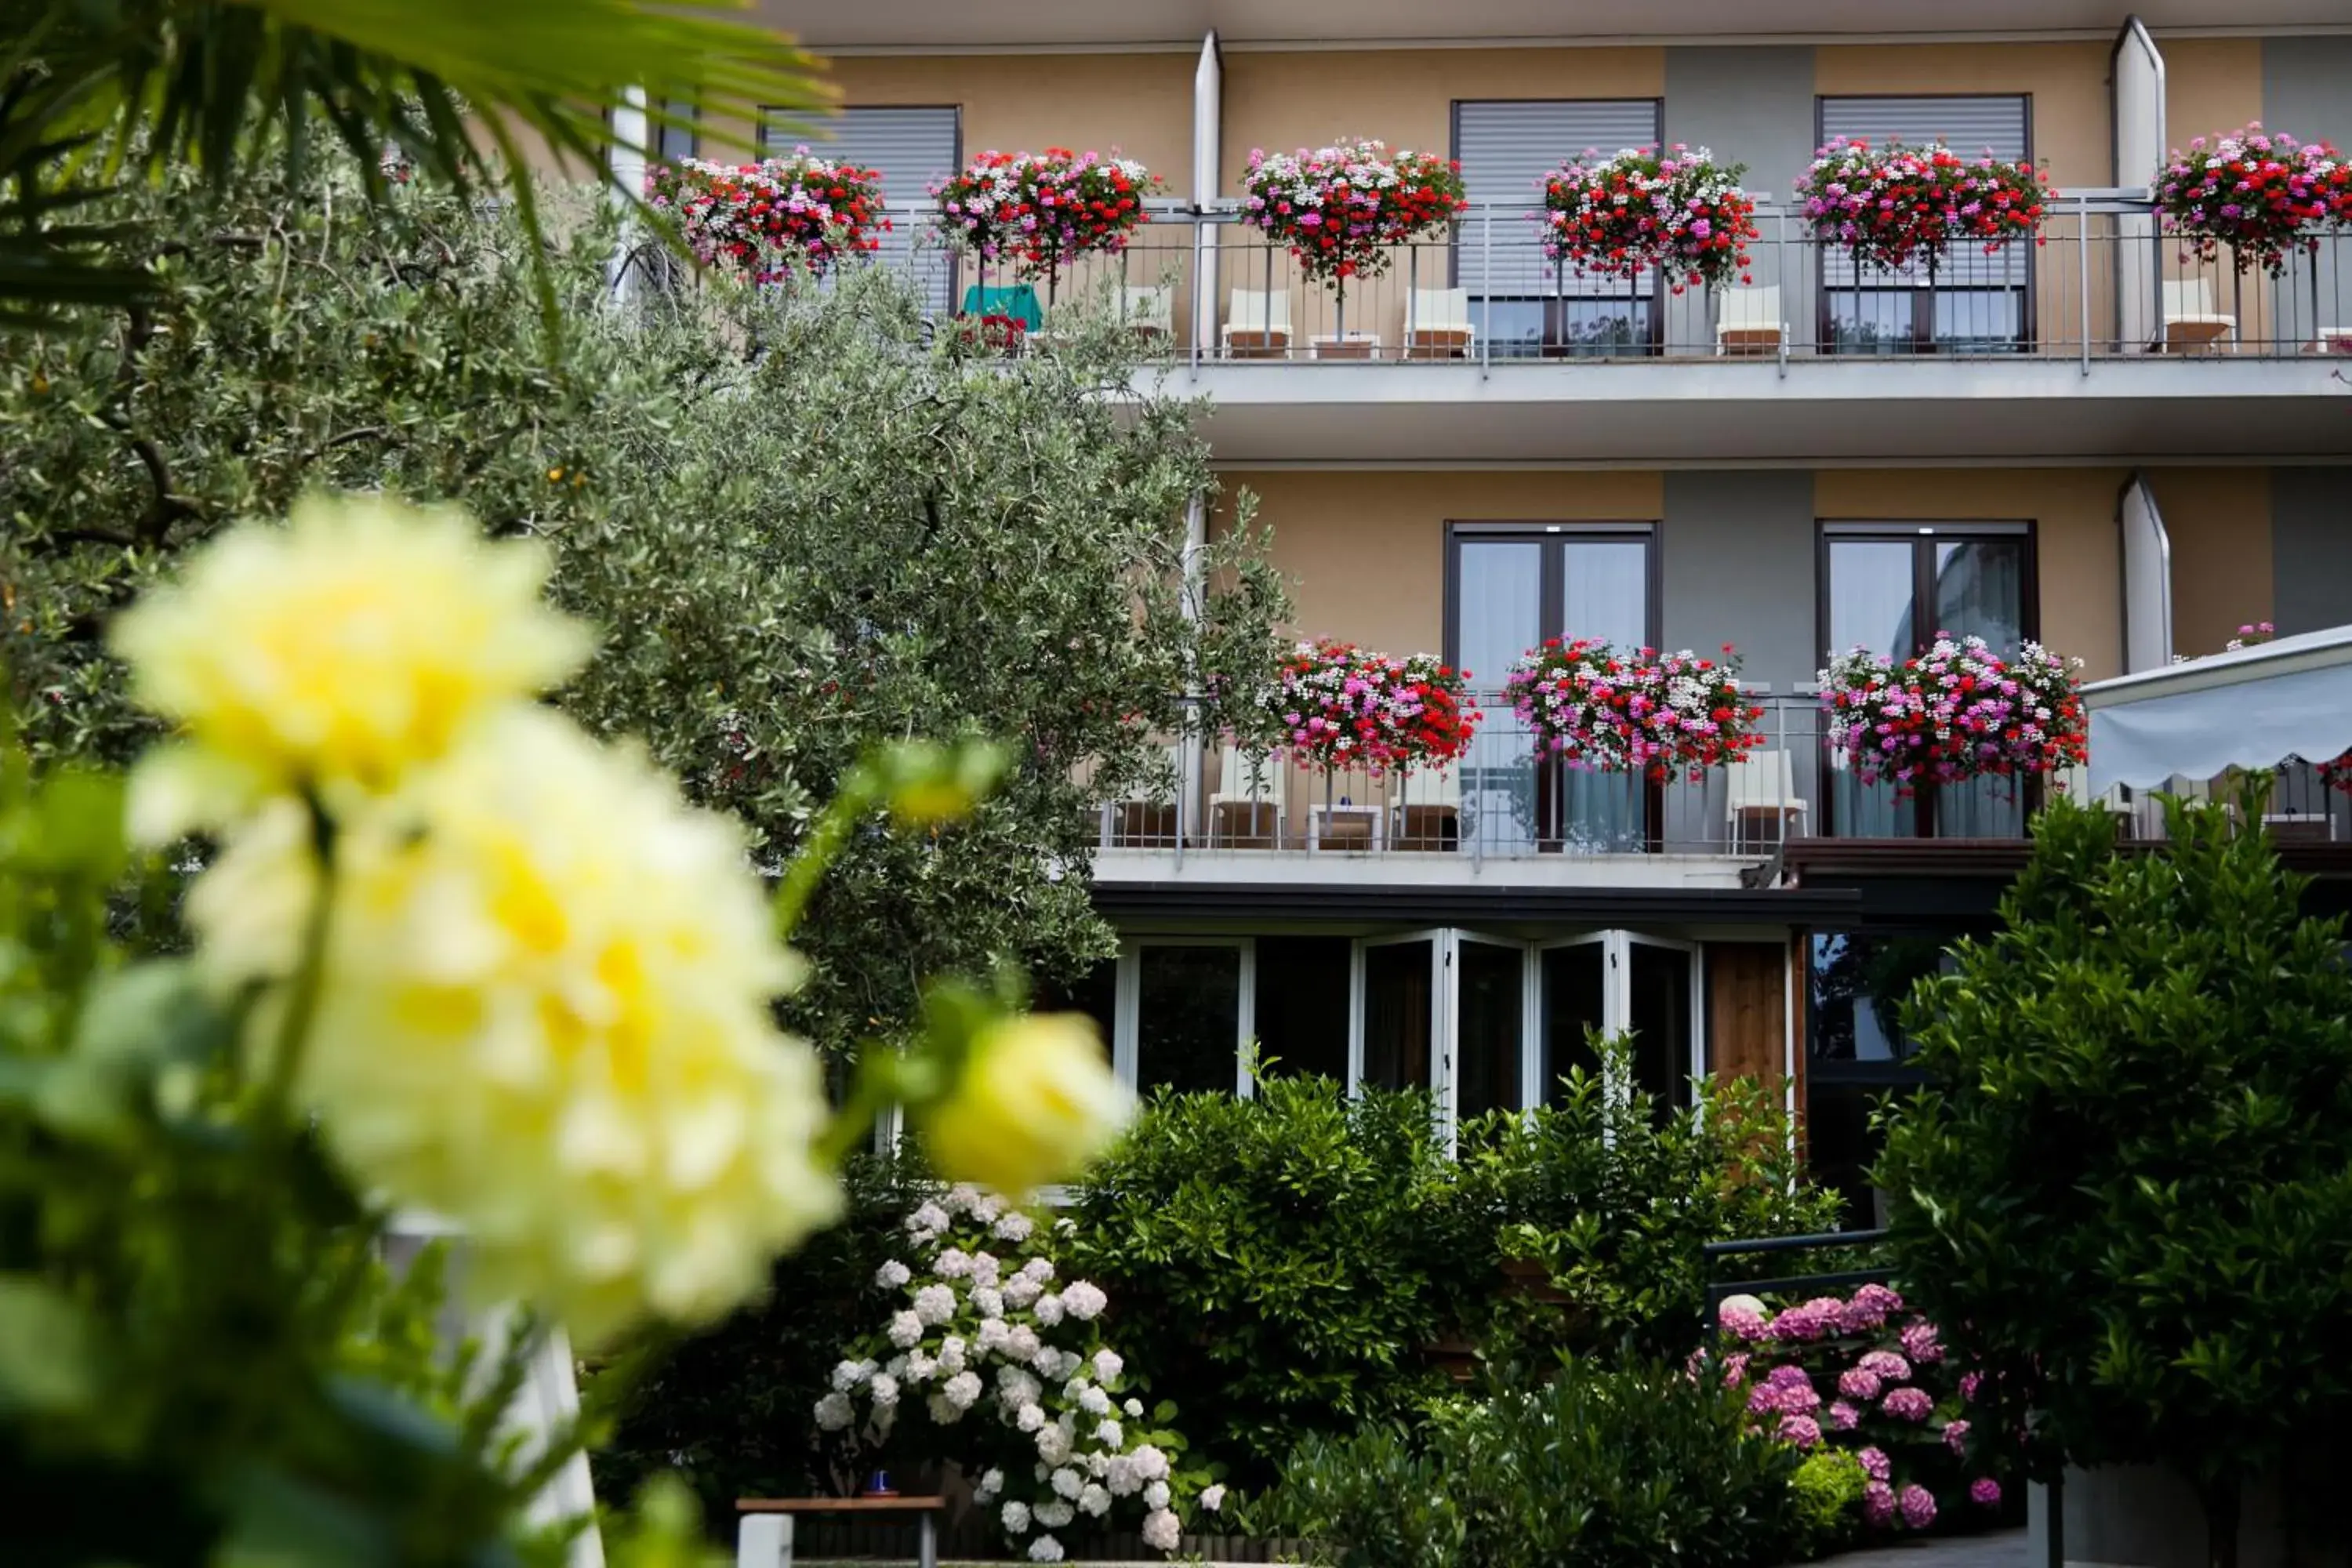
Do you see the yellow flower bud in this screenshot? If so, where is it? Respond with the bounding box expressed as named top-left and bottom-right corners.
top-left (917, 1013), bottom-right (1131, 1198)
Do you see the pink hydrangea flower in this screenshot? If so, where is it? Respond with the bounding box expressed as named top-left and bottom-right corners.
top-left (1838, 1367), bottom-right (1883, 1401)
top-left (1882, 1387), bottom-right (1934, 1422)
top-left (1827, 1400), bottom-right (1861, 1431)
top-left (1944, 1417), bottom-right (1972, 1454)
top-left (1901, 1321), bottom-right (1945, 1364)
top-left (1858, 1446), bottom-right (1892, 1482)
top-left (1960, 1371), bottom-right (1984, 1401)
top-left (1838, 1283), bottom-right (1904, 1331)
top-left (1863, 1481), bottom-right (1896, 1526)
top-left (1899, 1484), bottom-right (1937, 1528)
top-left (1857, 1350), bottom-right (1911, 1381)
top-left (1971, 1477), bottom-right (2002, 1508)
top-left (1778, 1414), bottom-right (1824, 1450)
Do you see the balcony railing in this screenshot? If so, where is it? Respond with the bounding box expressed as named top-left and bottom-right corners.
top-left (1087, 691), bottom-right (2352, 870)
top-left (880, 194), bottom-right (2352, 367)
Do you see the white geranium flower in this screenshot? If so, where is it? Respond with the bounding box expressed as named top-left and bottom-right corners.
top-left (1091, 1349), bottom-right (1123, 1384)
top-left (1142, 1509), bottom-right (1181, 1552)
top-left (1079, 1483), bottom-right (1111, 1517)
top-left (873, 1259), bottom-right (912, 1290)
top-left (1028, 1535), bottom-right (1064, 1563)
top-left (1051, 1467), bottom-right (1083, 1500)
top-left (1001, 1500), bottom-right (1032, 1535)
top-left (887, 1310), bottom-right (924, 1349)
top-left (813, 1392), bottom-right (853, 1430)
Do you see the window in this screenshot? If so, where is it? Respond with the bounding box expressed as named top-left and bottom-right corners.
top-left (1806, 931), bottom-right (1952, 1226)
top-left (1453, 100), bottom-right (1664, 358)
top-left (656, 100), bottom-right (698, 163)
top-left (1816, 96), bottom-right (2033, 354)
top-left (1448, 524), bottom-right (1655, 852)
top-left (1108, 940), bottom-right (1250, 1098)
top-left (1253, 936), bottom-right (1352, 1082)
top-left (1820, 521), bottom-right (2036, 837)
top-left (784, 105), bottom-right (960, 312)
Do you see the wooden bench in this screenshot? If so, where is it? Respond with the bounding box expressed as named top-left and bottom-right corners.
top-left (736, 1496), bottom-right (947, 1568)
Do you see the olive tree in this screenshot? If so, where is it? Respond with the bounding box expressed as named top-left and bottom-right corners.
top-left (1, 154), bottom-right (1289, 1054)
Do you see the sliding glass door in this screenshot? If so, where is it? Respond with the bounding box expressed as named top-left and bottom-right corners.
top-left (1821, 524), bottom-right (2035, 837)
top-left (1450, 526), bottom-right (1654, 854)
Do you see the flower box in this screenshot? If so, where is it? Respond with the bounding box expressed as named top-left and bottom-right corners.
top-left (1242, 139), bottom-right (1467, 335)
top-left (931, 147), bottom-right (1162, 283)
top-left (645, 151), bottom-right (888, 281)
top-left (1537, 144), bottom-right (1758, 294)
top-left (1795, 138), bottom-right (2052, 273)
top-left (2157, 123), bottom-right (2352, 277)
top-left (1818, 634), bottom-right (2085, 794)
top-left (1502, 641), bottom-right (1766, 780)
top-left (1269, 639), bottom-right (1480, 779)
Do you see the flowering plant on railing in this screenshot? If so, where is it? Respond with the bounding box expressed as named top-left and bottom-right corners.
top-left (1241, 139), bottom-right (1468, 288)
top-left (1270, 639), bottom-right (1480, 778)
top-left (1795, 138), bottom-right (2052, 272)
top-left (645, 151), bottom-right (888, 281)
top-left (931, 147), bottom-right (1163, 281)
top-left (2157, 124), bottom-right (2352, 276)
top-left (1502, 640), bottom-right (1766, 782)
top-left (1537, 144), bottom-right (1758, 293)
top-left (1820, 635), bottom-right (2085, 794)
top-left (1715, 1286), bottom-right (2010, 1534)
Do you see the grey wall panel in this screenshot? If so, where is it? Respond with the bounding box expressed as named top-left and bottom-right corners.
top-left (1662, 47), bottom-right (1816, 345)
top-left (2261, 38), bottom-right (2352, 342)
top-left (1660, 470), bottom-right (1818, 688)
top-left (2270, 467), bottom-right (2352, 637)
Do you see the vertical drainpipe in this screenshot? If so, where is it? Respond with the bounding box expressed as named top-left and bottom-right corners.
top-left (1179, 494), bottom-right (1208, 867)
top-left (1192, 31), bottom-right (1222, 365)
top-left (606, 85), bottom-right (648, 304)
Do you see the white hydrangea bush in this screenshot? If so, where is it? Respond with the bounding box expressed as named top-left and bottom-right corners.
top-left (818, 1184), bottom-right (1221, 1561)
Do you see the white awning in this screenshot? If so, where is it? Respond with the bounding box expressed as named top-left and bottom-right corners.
top-left (2083, 623), bottom-right (2352, 793)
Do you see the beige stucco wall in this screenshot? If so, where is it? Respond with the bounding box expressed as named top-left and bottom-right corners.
top-left (822, 54), bottom-right (1194, 182)
top-left (2161, 38), bottom-right (2267, 167)
top-left (1221, 49), bottom-right (1667, 197)
top-left (2148, 468), bottom-right (2273, 660)
top-left (1812, 468), bottom-right (2126, 681)
top-left (1813, 43), bottom-right (2111, 185)
top-left (1221, 470), bottom-right (1667, 657)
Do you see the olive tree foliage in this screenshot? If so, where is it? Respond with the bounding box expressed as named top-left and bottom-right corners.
top-left (0, 152), bottom-right (1290, 1053)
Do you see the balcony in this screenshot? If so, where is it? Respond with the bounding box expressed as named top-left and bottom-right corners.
top-left (895, 195), bottom-right (2352, 462)
top-left (1086, 691), bottom-right (2352, 899)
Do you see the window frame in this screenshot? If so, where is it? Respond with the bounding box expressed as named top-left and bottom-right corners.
top-left (1115, 935), bottom-right (1257, 1100)
top-left (1448, 97), bottom-right (1668, 358)
top-left (1811, 93), bottom-right (2038, 355)
top-left (1816, 519), bottom-right (2041, 837)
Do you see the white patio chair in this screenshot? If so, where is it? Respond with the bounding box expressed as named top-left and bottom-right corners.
top-left (1725, 750), bottom-right (1808, 852)
top-left (2158, 279), bottom-right (2237, 354)
top-left (1207, 744), bottom-right (1287, 846)
top-left (1101, 742), bottom-right (1186, 848)
top-left (1117, 285), bottom-right (1174, 339)
top-left (1404, 288), bottom-right (1475, 359)
top-left (1221, 289), bottom-right (1291, 358)
top-left (1715, 286), bottom-right (1786, 356)
top-left (1392, 768), bottom-right (1462, 849)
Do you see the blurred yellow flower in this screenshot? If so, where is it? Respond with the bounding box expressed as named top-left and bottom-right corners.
top-left (192, 707), bottom-right (840, 1345)
top-left (110, 493), bottom-right (591, 841)
top-left (917, 1012), bottom-right (1132, 1198)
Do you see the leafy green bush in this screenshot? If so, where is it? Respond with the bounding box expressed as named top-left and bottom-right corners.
top-left (1065, 1059), bottom-right (1839, 1486)
top-left (1273, 1359), bottom-right (1806, 1568)
top-left (1064, 1076), bottom-right (1468, 1486)
top-left (1876, 797), bottom-right (2352, 1555)
top-left (1789, 1449), bottom-right (1867, 1555)
top-left (1458, 1054), bottom-right (1843, 1359)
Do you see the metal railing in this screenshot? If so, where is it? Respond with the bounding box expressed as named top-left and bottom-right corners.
top-left (875, 194), bottom-right (2352, 368)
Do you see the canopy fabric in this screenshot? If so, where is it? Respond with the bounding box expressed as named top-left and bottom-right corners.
top-left (2083, 623), bottom-right (2352, 793)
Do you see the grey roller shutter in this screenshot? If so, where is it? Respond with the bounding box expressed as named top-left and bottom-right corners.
top-left (1817, 96), bottom-right (2031, 288)
top-left (1454, 99), bottom-right (1663, 295)
top-left (774, 105), bottom-right (960, 311)
top-left (657, 101), bottom-right (697, 164)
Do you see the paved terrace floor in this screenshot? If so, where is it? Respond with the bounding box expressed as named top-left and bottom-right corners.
top-left (1828, 1529), bottom-right (2030, 1567)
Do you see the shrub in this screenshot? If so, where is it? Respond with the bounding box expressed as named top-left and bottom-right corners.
top-left (1274, 1359), bottom-right (1806, 1568)
top-left (1064, 1076), bottom-right (1469, 1486)
top-left (1875, 797), bottom-right (2352, 1560)
top-left (1790, 1449), bottom-right (1868, 1554)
